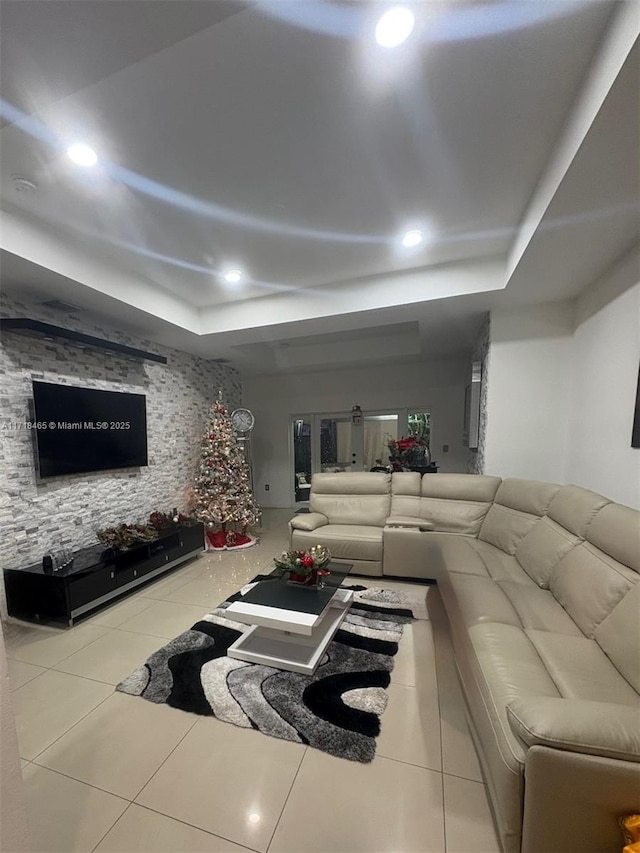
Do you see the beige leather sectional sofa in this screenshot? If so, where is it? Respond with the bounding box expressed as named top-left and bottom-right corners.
top-left (289, 472), bottom-right (640, 853)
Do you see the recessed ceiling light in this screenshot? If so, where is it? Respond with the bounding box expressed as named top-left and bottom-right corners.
top-left (375, 6), bottom-right (415, 48)
top-left (223, 268), bottom-right (244, 284)
top-left (67, 143), bottom-right (98, 167)
top-left (401, 228), bottom-right (423, 248)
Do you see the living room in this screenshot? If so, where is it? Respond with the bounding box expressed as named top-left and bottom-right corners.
top-left (1, 2), bottom-right (639, 852)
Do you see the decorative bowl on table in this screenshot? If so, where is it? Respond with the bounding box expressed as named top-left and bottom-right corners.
top-left (273, 545), bottom-right (331, 587)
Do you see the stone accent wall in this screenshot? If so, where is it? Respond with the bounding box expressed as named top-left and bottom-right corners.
top-left (0, 292), bottom-right (241, 612)
top-left (467, 313), bottom-right (490, 474)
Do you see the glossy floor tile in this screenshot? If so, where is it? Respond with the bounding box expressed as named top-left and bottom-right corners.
top-left (136, 717), bottom-right (305, 852)
top-left (94, 805), bottom-right (251, 853)
top-left (13, 669), bottom-right (112, 760)
top-left (443, 773), bottom-right (501, 852)
top-left (23, 764), bottom-right (128, 853)
top-left (269, 749), bottom-right (445, 853)
top-left (162, 577), bottom-right (244, 608)
top-left (2, 509), bottom-right (497, 853)
top-left (391, 615), bottom-right (437, 688)
top-left (116, 598), bottom-right (210, 639)
top-left (3, 620), bottom-right (109, 667)
top-left (376, 681), bottom-right (442, 771)
top-left (35, 692), bottom-right (197, 799)
top-left (53, 629), bottom-right (167, 685)
top-left (7, 657), bottom-right (45, 691)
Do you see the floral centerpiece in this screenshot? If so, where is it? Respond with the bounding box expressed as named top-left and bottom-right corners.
top-left (388, 435), bottom-right (430, 470)
top-left (274, 545), bottom-right (331, 585)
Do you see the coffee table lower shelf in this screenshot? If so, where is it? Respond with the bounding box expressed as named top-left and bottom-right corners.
top-left (228, 588), bottom-right (354, 675)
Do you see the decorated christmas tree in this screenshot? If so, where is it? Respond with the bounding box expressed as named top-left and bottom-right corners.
top-left (191, 392), bottom-right (261, 550)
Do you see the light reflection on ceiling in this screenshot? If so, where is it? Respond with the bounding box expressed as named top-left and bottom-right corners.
top-left (256, 0), bottom-right (588, 43)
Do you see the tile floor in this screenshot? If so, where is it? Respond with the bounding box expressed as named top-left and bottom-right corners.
top-left (4, 509), bottom-right (501, 853)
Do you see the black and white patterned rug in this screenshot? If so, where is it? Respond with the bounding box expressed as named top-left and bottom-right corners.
top-left (117, 581), bottom-right (429, 763)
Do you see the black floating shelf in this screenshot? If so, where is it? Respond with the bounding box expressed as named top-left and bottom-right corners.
top-left (0, 318), bottom-right (167, 364)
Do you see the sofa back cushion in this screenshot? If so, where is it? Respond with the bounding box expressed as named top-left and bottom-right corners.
top-left (546, 485), bottom-right (610, 537)
top-left (515, 517), bottom-right (581, 588)
top-left (479, 479), bottom-right (560, 555)
top-left (310, 472), bottom-right (391, 526)
top-left (390, 473), bottom-right (501, 535)
top-left (550, 503), bottom-right (640, 639)
top-left (588, 503), bottom-right (640, 574)
top-left (595, 584), bottom-right (640, 692)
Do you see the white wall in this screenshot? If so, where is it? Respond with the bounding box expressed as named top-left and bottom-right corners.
top-left (484, 302), bottom-right (574, 482)
top-left (565, 260), bottom-right (640, 507)
top-left (244, 358), bottom-right (469, 507)
top-left (484, 249), bottom-right (640, 507)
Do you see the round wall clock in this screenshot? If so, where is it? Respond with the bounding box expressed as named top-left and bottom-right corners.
top-left (231, 407), bottom-right (255, 433)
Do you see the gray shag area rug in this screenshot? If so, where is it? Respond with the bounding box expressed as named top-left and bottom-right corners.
top-left (117, 583), bottom-right (429, 762)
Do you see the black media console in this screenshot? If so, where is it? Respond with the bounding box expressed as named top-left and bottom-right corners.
top-left (3, 522), bottom-right (205, 627)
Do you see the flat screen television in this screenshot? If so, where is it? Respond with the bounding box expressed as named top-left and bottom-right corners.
top-left (32, 381), bottom-right (148, 477)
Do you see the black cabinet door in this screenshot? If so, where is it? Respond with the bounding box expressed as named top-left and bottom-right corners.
top-left (4, 571), bottom-right (68, 622)
top-left (146, 532), bottom-right (182, 572)
top-left (179, 524), bottom-right (205, 553)
top-left (68, 567), bottom-right (118, 610)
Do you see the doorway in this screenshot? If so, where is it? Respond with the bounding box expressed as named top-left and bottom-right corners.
top-left (291, 409), bottom-right (430, 504)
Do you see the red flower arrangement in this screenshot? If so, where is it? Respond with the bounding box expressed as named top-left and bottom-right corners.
top-left (388, 434), bottom-right (429, 469)
top-left (273, 545), bottom-right (331, 577)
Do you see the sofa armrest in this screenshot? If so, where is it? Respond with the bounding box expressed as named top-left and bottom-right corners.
top-left (507, 697), bottom-right (640, 762)
top-left (385, 516), bottom-right (434, 531)
top-left (289, 512), bottom-right (328, 532)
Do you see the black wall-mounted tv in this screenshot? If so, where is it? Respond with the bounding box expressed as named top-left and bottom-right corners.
top-left (32, 381), bottom-right (148, 477)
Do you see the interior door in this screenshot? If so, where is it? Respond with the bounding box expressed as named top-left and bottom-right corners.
top-left (314, 413), bottom-right (364, 473)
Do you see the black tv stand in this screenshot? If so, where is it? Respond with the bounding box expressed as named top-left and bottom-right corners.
top-left (3, 522), bottom-right (205, 627)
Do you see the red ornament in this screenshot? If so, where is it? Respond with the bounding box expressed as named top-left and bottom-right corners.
top-left (207, 460), bottom-right (214, 467)
top-left (301, 555), bottom-right (314, 568)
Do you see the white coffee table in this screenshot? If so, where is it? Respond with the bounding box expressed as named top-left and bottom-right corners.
top-left (226, 579), bottom-right (354, 675)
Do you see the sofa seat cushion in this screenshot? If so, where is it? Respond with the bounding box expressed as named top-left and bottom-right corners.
top-left (496, 581), bottom-right (584, 636)
top-left (464, 540), bottom-right (527, 584)
top-left (449, 573), bottom-right (522, 627)
top-left (467, 622), bottom-right (561, 768)
top-left (291, 524), bottom-right (383, 562)
top-left (524, 630), bottom-right (640, 706)
top-left (424, 533), bottom-right (491, 577)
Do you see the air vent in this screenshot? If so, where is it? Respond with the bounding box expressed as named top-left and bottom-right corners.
top-left (12, 176), bottom-right (38, 194)
top-left (41, 299), bottom-right (83, 313)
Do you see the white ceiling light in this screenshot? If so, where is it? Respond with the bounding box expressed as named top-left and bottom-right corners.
top-left (223, 268), bottom-right (244, 284)
top-left (67, 143), bottom-right (98, 167)
top-left (375, 6), bottom-right (415, 48)
top-left (401, 228), bottom-right (423, 248)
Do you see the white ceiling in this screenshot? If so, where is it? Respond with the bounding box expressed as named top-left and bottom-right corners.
top-left (0, 1), bottom-right (637, 373)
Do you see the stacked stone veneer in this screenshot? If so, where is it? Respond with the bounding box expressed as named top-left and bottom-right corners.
top-left (0, 292), bottom-right (241, 614)
top-left (467, 313), bottom-right (490, 474)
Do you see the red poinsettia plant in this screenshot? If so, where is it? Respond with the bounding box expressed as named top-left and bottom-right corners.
top-left (388, 434), bottom-right (429, 469)
top-left (273, 545), bottom-right (331, 577)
